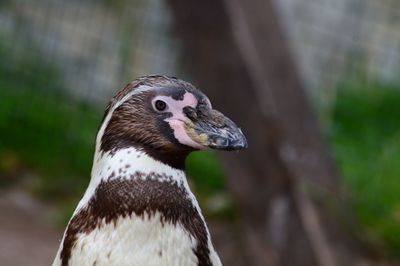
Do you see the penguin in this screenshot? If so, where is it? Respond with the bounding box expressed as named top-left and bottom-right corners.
top-left (53, 75), bottom-right (247, 266)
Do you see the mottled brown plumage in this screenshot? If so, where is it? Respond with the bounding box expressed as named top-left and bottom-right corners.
top-left (60, 172), bottom-right (212, 266)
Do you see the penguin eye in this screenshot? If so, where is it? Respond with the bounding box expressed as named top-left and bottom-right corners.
top-left (154, 100), bottom-right (167, 111)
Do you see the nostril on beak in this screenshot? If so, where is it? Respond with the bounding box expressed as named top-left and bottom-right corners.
top-left (183, 106), bottom-right (197, 120)
top-left (214, 136), bottom-right (229, 147)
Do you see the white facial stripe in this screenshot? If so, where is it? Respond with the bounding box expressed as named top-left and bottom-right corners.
top-left (95, 85), bottom-right (154, 154)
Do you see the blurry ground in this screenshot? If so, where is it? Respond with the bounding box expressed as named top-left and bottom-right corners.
top-left (0, 187), bottom-right (59, 266)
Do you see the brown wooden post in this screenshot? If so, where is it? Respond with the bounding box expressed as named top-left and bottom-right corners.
top-left (168, 0), bottom-right (361, 265)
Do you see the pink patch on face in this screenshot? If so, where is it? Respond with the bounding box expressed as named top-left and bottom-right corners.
top-left (166, 92), bottom-right (198, 120)
top-left (153, 92), bottom-right (206, 149)
top-left (167, 119), bottom-right (205, 149)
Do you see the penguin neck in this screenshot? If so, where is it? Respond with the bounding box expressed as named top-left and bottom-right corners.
top-left (75, 147), bottom-right (189, 213)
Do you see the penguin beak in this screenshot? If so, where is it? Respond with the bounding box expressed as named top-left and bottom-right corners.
top-left (183, 105), bottom-right (247, 150)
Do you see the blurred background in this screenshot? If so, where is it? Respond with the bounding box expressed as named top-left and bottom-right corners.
top-left (0, 0), bottom-right (400, 265)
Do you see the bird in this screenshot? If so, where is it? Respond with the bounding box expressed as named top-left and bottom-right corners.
top-left (52, 75), bottom-right (247, 266)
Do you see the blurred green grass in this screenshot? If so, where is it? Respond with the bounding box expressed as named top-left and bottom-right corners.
top-left (0, 35), bottom-right (100, 202)
top-left (329, 82), bottom-right (400, 255)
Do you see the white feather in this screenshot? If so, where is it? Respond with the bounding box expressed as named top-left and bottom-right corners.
top-left (65, 213), bottom-right (198, 266)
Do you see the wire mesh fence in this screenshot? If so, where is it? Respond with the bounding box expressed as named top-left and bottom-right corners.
top-left (2, 0), bottom-right (400, 103)
top-left (0, 0), bottom-right (179, 105)
top-left (276, 0), bottom-right (400, 89)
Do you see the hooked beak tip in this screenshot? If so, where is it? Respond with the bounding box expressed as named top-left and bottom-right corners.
top-left (184, 106), bottom-right (247, 151)
top-left (208, 130), bottom-right (248, 151)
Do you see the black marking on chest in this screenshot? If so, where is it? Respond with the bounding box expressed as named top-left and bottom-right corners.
top-left (60, 172), bottom-right (212, 266)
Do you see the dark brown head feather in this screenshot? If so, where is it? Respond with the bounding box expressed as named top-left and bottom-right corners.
top-left (102, 75), bottom-right (203, 122)
top-left (99, 75), bottom-right (208, 169)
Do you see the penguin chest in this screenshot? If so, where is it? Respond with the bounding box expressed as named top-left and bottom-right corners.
top-left (67, 212), bottom-right (198, 266)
